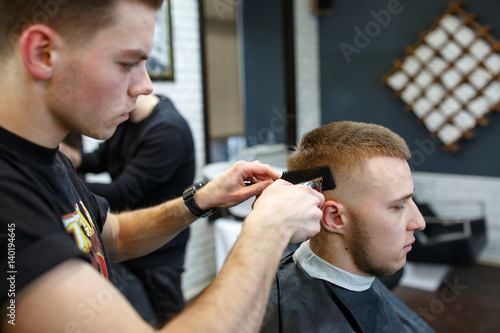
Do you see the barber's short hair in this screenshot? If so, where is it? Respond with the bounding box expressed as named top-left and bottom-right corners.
top-left (288, 121), bottom-right (411, 189)
top-left (0, 0), bottom-right (164, 57)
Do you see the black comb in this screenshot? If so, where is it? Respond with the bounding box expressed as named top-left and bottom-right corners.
top-left (281, 165), bottom-right (336, 191)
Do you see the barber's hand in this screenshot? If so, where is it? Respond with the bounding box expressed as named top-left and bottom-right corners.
top-left (247, 179), bottom-right (324, 244)
top-left (196, 160), bottom-right (281, 209)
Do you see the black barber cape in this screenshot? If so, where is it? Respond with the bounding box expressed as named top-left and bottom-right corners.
top-left (260, 252), bottom-right (434, 333)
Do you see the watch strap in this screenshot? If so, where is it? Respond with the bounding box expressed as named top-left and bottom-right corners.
top-left (183, 180), bottom-right (217, 218)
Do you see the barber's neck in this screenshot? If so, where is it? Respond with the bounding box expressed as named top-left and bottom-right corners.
top-left (0, 63), bottom-right (67, 149)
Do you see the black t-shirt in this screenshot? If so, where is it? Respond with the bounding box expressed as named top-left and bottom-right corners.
top-left (0, 127), bottom-right (111, 306)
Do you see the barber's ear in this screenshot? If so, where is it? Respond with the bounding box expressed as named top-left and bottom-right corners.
top-left (20, 24), bottom-right (61, 80)
top-left (321, 200), bottom-right (346, 234)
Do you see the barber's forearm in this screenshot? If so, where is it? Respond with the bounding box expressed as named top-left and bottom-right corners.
top-left (103, 179), bottom-right (225, 262)
top-left (162, 215), bottom-right (290, 333)
top-left (103, 197), bottom-right (197, 262)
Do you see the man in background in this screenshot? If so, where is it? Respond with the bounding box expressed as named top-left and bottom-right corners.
top-left (61, 93), bottom-right (194, 326)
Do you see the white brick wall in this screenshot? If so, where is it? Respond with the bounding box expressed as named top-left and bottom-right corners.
top-left (173, 0), bottom-right (326, 301)
top-left (153, 0), bottom-right (216, 299)
top-left (413, 172), bottom-right (500, 266)
top-left (176, 0), bottom-right (326, 300)
top-left (153, 0), bottom-right (205, 179)
top-left (294, 0), bottom-right (321, 141)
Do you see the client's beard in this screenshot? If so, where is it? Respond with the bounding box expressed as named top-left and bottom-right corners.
top-left (350, 213), bottom-right (400, 278)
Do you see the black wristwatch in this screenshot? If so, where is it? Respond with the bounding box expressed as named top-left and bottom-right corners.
top-left (182, 180), bottom-right (217, 218)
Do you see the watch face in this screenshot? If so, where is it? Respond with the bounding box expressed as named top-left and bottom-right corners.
top-left (194, 180), bottom-right (207, 190)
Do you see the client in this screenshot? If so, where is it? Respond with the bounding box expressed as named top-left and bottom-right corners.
top-left (260, 121), bottom-right (434, 333)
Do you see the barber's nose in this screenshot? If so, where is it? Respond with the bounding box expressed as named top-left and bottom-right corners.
top-left (129, 63), bottom-right (154, 97)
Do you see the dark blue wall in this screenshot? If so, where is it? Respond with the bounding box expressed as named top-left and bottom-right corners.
top-left (319, 0), bottom-right (500, 176)
top-left (242, 1), bottom-right (286, 147)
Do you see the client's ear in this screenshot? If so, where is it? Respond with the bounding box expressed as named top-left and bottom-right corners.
top-left (321, 200), bottom-right (346, 234)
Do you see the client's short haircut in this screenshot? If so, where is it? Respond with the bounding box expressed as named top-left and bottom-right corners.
top-left (288, 121), bottom-right (411, 191)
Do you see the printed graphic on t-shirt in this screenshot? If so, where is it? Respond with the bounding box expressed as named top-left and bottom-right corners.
top-left (61, 201), bottom-right (108, 279)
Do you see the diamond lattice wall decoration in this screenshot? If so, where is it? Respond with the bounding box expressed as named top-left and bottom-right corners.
top-left (383, 2), bottom-right (500, 152)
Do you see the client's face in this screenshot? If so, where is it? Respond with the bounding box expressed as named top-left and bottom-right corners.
top-left (345, 157), bottom-right (425, 277)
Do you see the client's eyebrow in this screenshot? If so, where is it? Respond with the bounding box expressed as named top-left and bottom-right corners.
top-left (390, 187), bottom-right (415, 204)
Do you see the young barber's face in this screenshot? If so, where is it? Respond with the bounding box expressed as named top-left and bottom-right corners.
top-left (48, 1), bottom-right (156, 140)
top-left (346, 157), bottom-right (425, 277)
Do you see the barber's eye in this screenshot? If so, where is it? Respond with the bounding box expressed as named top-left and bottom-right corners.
top-left (122, 62), bottom-right (138, 71)
top-left (393, 204), bottom-right (405, 211)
